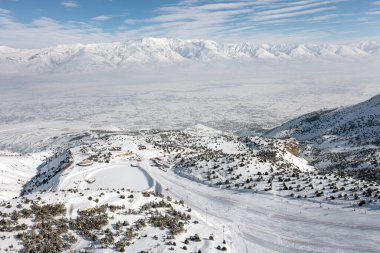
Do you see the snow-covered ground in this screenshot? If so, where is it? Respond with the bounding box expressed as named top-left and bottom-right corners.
top-left (0, 151), bottom-right (50, 201)
top-left (1, 131), bottom-right (378, 252)
top-left (148, 165), bottom-right (380, 253)
top-left (80, 164), bottom-right (153, 191)
top-left (57, 162), bottom-right (155, 192)
top-left (265, 94), bottom-right (380, 180)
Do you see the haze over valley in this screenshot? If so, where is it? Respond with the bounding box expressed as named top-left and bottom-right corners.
top-left (1, 1), bottom-right (380, 252)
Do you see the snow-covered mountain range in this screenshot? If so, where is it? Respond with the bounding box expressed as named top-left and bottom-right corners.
top-left (1, 37), bottom-right (380, 73)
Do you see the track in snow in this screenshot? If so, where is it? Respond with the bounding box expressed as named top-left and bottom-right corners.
top-left (142, 162), bottom-right (380, 253)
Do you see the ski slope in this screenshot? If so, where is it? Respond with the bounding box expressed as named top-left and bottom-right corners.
top-left (0, 151), bottom-right (49, 201)
top-left (146, 164), bottom-right (380, 253)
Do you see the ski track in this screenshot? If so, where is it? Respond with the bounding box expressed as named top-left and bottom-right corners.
top-left (142, 163), bottom-right (380, 253)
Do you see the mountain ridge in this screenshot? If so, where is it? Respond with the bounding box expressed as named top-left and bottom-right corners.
top-left (265, 94), bottom-right (380, 181)
top-left (1, 37), bottom-right (380, 73)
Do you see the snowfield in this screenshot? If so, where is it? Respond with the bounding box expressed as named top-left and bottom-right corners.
top-left (0, 151), bottom-right (50, 201)
top-left (0, 125), bottom-right (379, 252)
top-left (80, 164), bottom-right (153, 191)
top-left (151, 169), bottom-right (380, 253)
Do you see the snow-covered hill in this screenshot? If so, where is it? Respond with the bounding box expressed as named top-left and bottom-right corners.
top-left (265, 94), bottom-right (380, 181)
top-left (1, 37), bottom-right (380, 73)
top-left (0, 152), bottom-right (49, 201)
top-left (0, 125), bottom-right (379, 252)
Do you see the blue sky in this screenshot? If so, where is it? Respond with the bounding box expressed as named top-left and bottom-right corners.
top-left (0, 0), bottom-right (379, 48)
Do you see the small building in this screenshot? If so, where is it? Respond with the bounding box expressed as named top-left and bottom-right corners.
top-left (150, 157), bottom-right (170, 169)
top-left (77, 159), bottom-right (93, 166)
top-left (138, 144), bottom-right (147, 150)
top-left (121, 151), bottom-right (133, 157)
top-left (85, 177), bottom-right (96, 184)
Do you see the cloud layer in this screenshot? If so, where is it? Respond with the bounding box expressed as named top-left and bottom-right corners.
top-left (0, 0), bottom-right (379, 48)
top-left (60, 1), bottom-right (79, 8)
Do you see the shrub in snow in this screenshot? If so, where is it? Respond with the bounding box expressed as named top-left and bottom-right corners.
top-left (70, 205), bottom-right (108, 237)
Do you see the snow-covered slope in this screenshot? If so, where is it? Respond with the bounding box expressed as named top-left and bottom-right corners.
top-left (0, 128), bottom-right (379, 252)
top-left (265, 94), bottom-right (380, 142)
top-left (265, 94), bottom-right (380, 180)
top-left (1, 38), bottom-right (380, 73)
top-left (0, 152), bottom-right (49, 201)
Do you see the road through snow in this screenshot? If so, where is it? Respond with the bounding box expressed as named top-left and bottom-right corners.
top-left (142, 161), bottom-right (380, 253)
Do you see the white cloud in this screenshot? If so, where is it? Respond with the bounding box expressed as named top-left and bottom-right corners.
top-left (255, 0), bottom-right (345, 16)
top-left (32, 17), bottom-right (60, 27)
top-left (366, 10), bottom-right (380, 15)
top-left (92, 15), bottom-right (112, 21)
top-left (0, 15), bottom-right (119, 48)
top-left (124, 19), bottom-right (136, 25)
top-left (252, 7), bottom-right (337, 21)
top-left (61, 1), bottom-right (79, 8)
top-left (370, 1), bottom-right (380, 5)
top-left (195, 2), bottom-right (256, 11)
top-left (0, 8), bottom-right (12, 15)
top-left (0, 0), bottom-right (378, 48)
top-left (309, 13), bottom-right (352, 22)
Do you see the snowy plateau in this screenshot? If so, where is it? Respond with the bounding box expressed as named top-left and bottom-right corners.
top-left (0, 38), bottom-right (380, 253)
